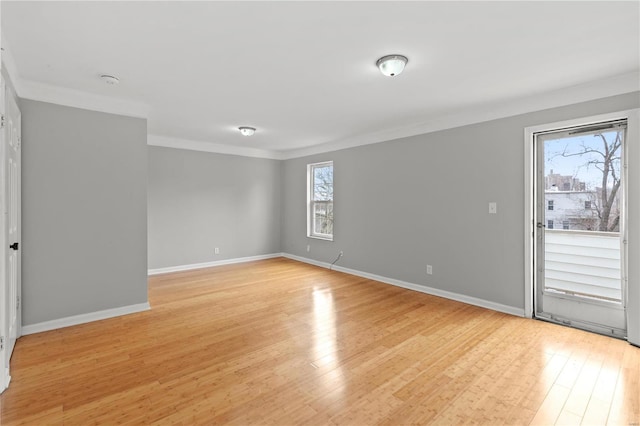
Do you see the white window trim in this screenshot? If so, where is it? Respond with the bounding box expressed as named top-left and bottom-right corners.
top-left (523, 108), bottom-right (640, 346)
top-left (307, 161), bottom-right (334, 241)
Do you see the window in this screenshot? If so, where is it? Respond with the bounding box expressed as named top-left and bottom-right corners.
top-left (563, 221), bottom-right (570, 230)
top-left (563, 182), bottom-right (570, 191)
top-left (547, 220), bottom-right (554, 229)
top-left (585, 200), bottom-right (592, 209)
top-left (307, 161), bottom-right (333, 240)
top-left (548, 200), bottom-right (554, 211)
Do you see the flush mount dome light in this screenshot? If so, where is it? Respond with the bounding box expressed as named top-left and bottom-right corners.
top-left (238, 126), bottom-right (256, 136)
top-left (100, 74), bottom-right (120, 85)
top-left (376, 54), bottom-right (408, 77)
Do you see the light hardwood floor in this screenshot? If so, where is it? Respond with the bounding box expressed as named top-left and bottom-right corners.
top-left (1, 258), bottom-right (638, 425)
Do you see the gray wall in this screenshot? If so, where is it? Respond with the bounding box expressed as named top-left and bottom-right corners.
top-left (148, 146), bottom-right (281, 269)
top-left (19, 91), bottom-right (637, 325)
top-left (281, 92), bottom-right (640, 311)
top-left (21, 100), bottom-right (148, 325)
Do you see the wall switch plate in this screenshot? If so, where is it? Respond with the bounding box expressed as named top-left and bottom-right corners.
top-left (214, 247), bottom-right (220, 254)
top-left (427, 265), bottom-right (433, 275)
top-left (489, 202), bottom-right (497, 214)
top-left (306, 245), bottom-right (310, 252)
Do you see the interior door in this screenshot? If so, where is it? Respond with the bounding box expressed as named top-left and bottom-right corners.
top-left (534, 120), bottom-right (627, 338)
top-left (0, 75), bottom-right (5, 392)
top-left (3, 80), bottom-right (21, 385)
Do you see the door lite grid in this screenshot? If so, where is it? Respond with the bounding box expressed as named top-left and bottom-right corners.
top-left (307, 161), bottom-right (333, 240)
top-left (534, 119), bottom-right (627, 337)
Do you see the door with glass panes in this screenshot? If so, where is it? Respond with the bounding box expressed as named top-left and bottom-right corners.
top-left (534, 120), bottom-right (627, 338)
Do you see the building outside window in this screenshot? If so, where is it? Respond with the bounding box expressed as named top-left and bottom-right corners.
top-left (545, 171), bottom-right (608, 232)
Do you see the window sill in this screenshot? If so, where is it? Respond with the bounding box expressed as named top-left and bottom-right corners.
top-left (307, 235), bottom-right (333, 242)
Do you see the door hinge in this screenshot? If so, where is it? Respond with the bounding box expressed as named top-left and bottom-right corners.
top-left (0, 114), bottom-right (4, 129)
top-left (0, 337), bottom-right (4, 351)
top-left (16, 296), bottom-right (20, 311)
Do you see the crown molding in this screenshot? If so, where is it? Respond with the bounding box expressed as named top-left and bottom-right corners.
top-left (18, 79), bottom-right (149, 119)
top-left (279, 71), bottom-right (640, 159)
top-left (149, 71), bottom-right (638, 160)
top-left (148, 134), bottom-right (283, 160)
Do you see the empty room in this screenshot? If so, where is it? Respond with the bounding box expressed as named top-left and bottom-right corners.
top-left (0, 1), bottom-right (639, 425)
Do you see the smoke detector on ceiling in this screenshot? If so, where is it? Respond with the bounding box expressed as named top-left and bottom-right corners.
top-left (100, 74), bottom-right (120, 85)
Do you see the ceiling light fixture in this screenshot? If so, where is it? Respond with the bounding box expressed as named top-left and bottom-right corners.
top-left (238, 126), bottom-right (256, 136)
top-left (100, 74), bottom-right (120, 85)
top-left (376, 55), bottom-right (408, 77)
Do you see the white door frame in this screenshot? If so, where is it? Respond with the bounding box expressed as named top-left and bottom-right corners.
top-left (524, 108), bottom-right (640, 345)
top-left (0, 73), bottom-right (22, 393)
top-left (0, 74), bottom-right (6, 393)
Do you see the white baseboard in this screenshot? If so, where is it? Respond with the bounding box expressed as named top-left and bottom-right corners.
top-left (283, 253), bottom-right (331, 269)
top-left (0, 369), bottom-right (10, 395)
top-left (282, 253), bottom-right (525, 317)
top-left (20, 254), bottom-right (520, 336)
top-left (148, 253), bottom-right (284, 276)
top-left (21, 302), bottom-right (151, 335)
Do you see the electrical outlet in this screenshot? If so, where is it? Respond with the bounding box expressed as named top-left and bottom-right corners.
top-left (427, 265), bottom-right (433, 275)
top-left (489, 202), bottom-right (497, 214)
top-left (306, 245), bottom-right (310, 252)
top-left (214, 247), bottom-right (220, 255)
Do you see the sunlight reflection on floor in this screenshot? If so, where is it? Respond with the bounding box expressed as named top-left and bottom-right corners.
top-left (312, 287), bottom-right (345, 397)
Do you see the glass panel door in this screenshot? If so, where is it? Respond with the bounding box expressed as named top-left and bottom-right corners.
top-left (535, 120), bottom-right (627, 337)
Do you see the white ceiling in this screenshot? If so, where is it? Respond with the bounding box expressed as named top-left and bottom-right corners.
top-left (2, 1), bottom-right (639, 158)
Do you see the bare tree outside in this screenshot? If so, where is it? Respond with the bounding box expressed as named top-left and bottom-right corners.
top-left (312, 165), bottom-right (333, 236)
top-left (549, 129), bottom-right (622, 232)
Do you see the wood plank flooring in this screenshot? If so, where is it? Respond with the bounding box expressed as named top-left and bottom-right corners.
top-left (1, 257), bottom-right (638, 425)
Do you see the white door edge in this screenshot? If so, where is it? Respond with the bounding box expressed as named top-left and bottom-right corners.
top-left (0, 74), bottom-right (7, 393)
